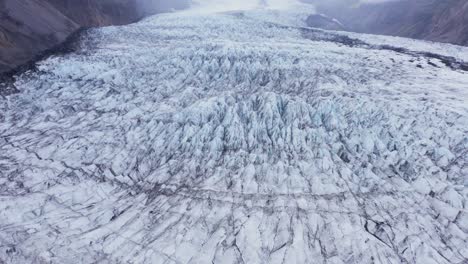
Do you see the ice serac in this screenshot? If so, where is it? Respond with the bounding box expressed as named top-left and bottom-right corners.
top-left (1, 7), bottom-right (468, 264)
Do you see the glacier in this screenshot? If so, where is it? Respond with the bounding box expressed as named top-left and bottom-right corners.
top-left (0, 7), bottom-right (468, 264)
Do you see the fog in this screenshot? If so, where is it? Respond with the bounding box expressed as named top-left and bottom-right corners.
top-left (136, 0), bottom-right (190, 15)
top-left (141, 0), bottom-right (311, 13)
top-left (190, 0), bottom-right (312, 12)
top-left (136, 0), bottom-right (397, 15)
top-left (302, 0), bottom-right (398, 6)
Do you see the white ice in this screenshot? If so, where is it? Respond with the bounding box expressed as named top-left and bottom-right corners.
top-left (0, 6), bottom-right (467, 264)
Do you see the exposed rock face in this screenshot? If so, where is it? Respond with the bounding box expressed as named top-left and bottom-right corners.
top-left (46, 0), bottom-right (140, 27)
top-left (312, 0), bottom-right (468, 46)
top-left (0, 0), bottom-right (189, 74)
top-left (0, 0), bottom-right (79, 74)
top-left (306, 14), bottom-right (345, 31)
top-left (426, 0), bottom-right (468, 45)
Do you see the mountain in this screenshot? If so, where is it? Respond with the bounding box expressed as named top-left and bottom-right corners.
top-left (306, 14), bottom-right (345, 31)
top-left (0, 0), bottom-right (75, 73)
top-left (313, 0), bottom-right (468, 46)
top-left (0, 0), bottom-right (189, 74)
top-left (1, 7), bottom-right (467, 263)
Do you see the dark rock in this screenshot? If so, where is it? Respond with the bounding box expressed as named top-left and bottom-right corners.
top-left (0, 0), bottom-right (189, 74)
top-left (311, 0), bottom-right (468, 46)
top-left (306, 14), bottom-right (345, 31)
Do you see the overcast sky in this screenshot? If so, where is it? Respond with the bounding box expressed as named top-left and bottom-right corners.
top-left (141, 0), bottom-right (397, 13)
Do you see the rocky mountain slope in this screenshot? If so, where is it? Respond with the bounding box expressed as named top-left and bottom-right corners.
top-left (0, 1), bottom-right (70, 72)
top-left (306, 14), bottom-right (344, 31)
top-left (0, 6), bottom-right (467, 263)
top-left (0, 0), bottom-right (188, 74)
top-left (312, 0), bottom-right (468, 46)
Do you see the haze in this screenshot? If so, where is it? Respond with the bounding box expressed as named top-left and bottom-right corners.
top-left (142, 0), bottom-right (397, 13)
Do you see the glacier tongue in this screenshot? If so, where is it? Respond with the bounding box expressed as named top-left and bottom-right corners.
top-left (1, 10), bottom-right (468, 264)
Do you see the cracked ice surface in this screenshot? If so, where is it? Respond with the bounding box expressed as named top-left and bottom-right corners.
top-left (1, 10), bottom-right (468, 264)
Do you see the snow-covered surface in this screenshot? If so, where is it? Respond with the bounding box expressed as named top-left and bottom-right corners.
top-left (341, 30), bottom-right (468, 62)
top-left (1, 8), bottom-right (468, 264)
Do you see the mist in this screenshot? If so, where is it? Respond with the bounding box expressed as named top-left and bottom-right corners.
top-left (301, 0), bottom-right (398, 7)
top-left (189, 0), bottom-right (310, 12)
top-left (135, 0), bottom-right (398, 15)
top-left (136, 0), bottom-right (318, 14)
top-left (136, 0), bottom-right (190, 15)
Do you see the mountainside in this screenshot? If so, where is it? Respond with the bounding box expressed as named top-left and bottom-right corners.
top-left (306, 14), bottom-right (344, 31)
top-left (0, 0), bottom-right (187, 74)
top-left (314, 0), bottom-right (468, 46)
top-left (1, 8), bottom-right (467, 263)
top-left (45, 0), bottom-right (141, 27)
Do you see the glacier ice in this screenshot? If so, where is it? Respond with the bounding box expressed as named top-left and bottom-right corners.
top-left (0, 8), bottom-right (467, 264)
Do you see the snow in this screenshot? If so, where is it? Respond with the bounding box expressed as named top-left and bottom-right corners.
top-left (0, 7), bottom-right (467, 264)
